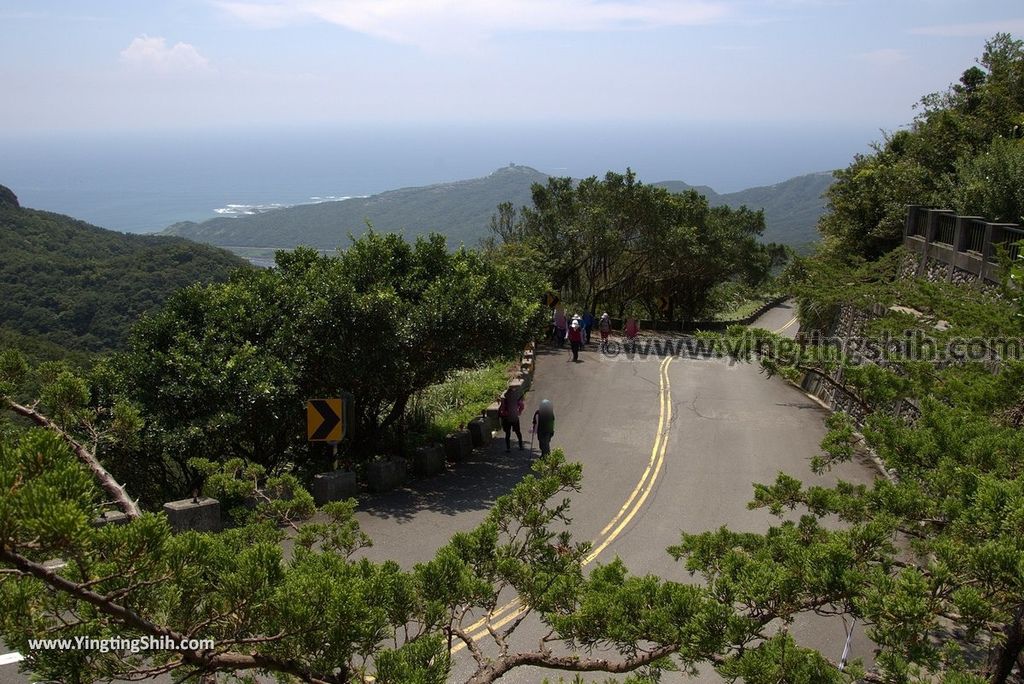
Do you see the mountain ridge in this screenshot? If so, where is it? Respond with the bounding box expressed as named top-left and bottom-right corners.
top-left (162, 166), bottom-right (834, 251)
top-left (653, 171), bottom-right (834, 248)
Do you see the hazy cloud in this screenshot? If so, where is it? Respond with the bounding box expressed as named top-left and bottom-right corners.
top-left (910, 18), bottom-right (1024, 38)
top-left (120, 35), bottom-right (211, 73)
top-left (217, 0), bottom-right (731, 50)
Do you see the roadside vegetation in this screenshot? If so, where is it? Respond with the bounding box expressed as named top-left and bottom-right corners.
top-left (408, 357), bottom-right (515, 443)
top-left (485, 168), bottom-right (789, 322)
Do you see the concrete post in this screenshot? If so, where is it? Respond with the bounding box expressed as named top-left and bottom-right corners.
top-left (925, 209), bottom-right (940, 244)
top-left (484, 401), bottom-right (501, 431)
top-left (92, 510), bottom-right (131, 527)
top-left (164, 497), bottom-right (222, 533)
top-left (905, 205), bottom-right (918, 238)
top-left (312, 470), bottom-right (359, 505)
top-left (468, 417), bottom-right (492, 448)
top-left (412, 445), bottom-right (445, 477)
top-left (982, 223), bottom-right (995, 265)
top-left (365, 458), bottom-right (407, 493)
top-left (444, 430), bottom-right (473, 462)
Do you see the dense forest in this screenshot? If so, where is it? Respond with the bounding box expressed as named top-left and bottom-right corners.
top-left (0, 185), bottom-right (248, 355)
top-left (488, 169), bottom-right (788, 320)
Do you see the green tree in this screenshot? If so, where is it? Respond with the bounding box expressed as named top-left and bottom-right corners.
top-left (953, 136), bottom-right (1024, 224)
top-left (104, 233), bottom-right (542, 491)
top-left (819, 34), bottom-right (1024, 260)
top-left (499, 170), bottom-right (778, 321)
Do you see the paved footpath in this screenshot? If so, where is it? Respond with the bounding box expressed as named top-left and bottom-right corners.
top-left (2, 300), bottom-right (879, 683)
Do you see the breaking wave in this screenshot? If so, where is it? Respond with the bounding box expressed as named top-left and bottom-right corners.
top-left (213, 194), bottom-right (369, 218)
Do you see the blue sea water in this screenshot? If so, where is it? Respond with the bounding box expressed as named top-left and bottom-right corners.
top-left (0, 122), bottom-right (885, 234)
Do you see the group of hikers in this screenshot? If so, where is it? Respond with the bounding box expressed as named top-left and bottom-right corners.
top-left (551, 306), bottom-right (641, 361)
top-left (493, 305), bottom-right (645, 459)
top-left (497, 388), bottom-right (554, 456)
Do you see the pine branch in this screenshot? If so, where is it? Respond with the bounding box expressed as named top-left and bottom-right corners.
top-left (465, 643), bottom-right (679, 684)
top-left (4, 398), bottom-right (142, 519)
top-left (0, 546), bottom-right (347, 684)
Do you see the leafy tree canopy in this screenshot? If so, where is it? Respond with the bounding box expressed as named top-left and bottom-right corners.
top-left (819, 33), bottom-right (1024, 259)
top-left (58, 233), bottom-right (545, 499)
top-left (489, 170), bottom-right (786, 321)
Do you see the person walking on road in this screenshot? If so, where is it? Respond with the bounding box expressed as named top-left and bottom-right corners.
top-left (531, 399), bottom-right (555, 456)
top-left (582, 311), bottom-right (594, 344)
top-left (553, 306), bottom-right (567, 348)
top-left (568, 318), bottom-right (584, 362)
top-left (598, 312), bottom-right (612, 349)
top-left (498, 386), bottom-right (525, 452)
top-left (625, 316), bottom-right (640, 351)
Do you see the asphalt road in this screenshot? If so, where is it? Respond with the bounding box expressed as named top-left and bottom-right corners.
top-left (2, 300), bottom-right (879, 683)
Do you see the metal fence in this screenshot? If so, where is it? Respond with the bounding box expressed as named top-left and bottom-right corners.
top-left (903, 206), bottom-right (1024, 282)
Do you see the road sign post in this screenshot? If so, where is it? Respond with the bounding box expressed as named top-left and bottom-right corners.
top-left (308, 393), bottom-right (354, 469)
top-left (307, 398), bottom-right (343, 442)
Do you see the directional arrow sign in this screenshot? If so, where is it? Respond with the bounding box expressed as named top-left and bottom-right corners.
top-left (543, 291), bottom-right (560, 308)
top-left (307, 398), bottom-right (343, 442)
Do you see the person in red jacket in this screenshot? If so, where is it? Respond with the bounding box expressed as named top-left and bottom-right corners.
top-left (625, 316), bottom-right (640, 351)
top-left (498, 386), bottom-right (525, 452)
top-left (568, 318), bottom-right (584, 362)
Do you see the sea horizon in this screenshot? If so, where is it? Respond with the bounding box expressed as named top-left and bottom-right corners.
top-left (0, 121), bottom-right (889, 234)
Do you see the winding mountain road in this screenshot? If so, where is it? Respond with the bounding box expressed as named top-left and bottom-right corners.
top-left (0, 300), bottom-right (880, 683)
top-left (354, 299), bottom-right (877, 682)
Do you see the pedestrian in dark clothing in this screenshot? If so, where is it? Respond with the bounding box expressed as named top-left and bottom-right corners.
top-left (582, 311), bottom-right (594, 344)
top-left (498, 387), bottom-right (525, 452)
top-left (532, 399), bottom-right (555, 456)
top-left (568, 319), bottom-right (583, 362)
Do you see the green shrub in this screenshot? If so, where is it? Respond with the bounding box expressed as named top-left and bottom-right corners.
top-left (409, 357), bottom-right (515, 442)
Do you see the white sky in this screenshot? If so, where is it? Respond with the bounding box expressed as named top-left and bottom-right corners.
top-left (0, 0), bottom-right (1022, 132)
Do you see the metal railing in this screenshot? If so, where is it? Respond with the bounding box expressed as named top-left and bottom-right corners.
top-left (935, 213), bottom-right (956, 246)
top-left (962, 219), bottom-right (986, 254)
top-left (904, 206), bottom-right (1024, 281)
top-left (991, 224), bottom-right (1023, 263)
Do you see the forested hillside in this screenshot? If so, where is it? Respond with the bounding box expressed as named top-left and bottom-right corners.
top-left (164, 165), bottom-right (834, 253)
top-left (0, 185), bottom-right (249, 354)
top-left (163, 164), bottom-right (549, 249)
top-left (818, 33), bottom-right (1024, 258)
top-left (655, 171), bottom-right (834, 248)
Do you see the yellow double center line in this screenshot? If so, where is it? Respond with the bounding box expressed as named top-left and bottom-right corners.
top-left (452, 355), bottom-right (675, 653)
top-left (774, 316), bottom-right (798, 335)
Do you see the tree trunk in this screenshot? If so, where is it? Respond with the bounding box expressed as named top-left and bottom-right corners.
top-left (989, 605), bottom-right (1024, 684)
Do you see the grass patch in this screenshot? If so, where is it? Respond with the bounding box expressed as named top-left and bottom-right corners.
top-left (713, 296), bottom-right (774, 321)
top-left (409, 357), bottom-right (516, 442)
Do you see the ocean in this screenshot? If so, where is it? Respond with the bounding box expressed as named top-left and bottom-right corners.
top-left (0, 122), bottom-right (887, 234)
